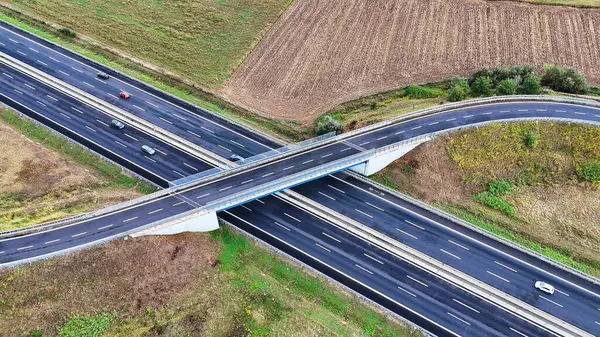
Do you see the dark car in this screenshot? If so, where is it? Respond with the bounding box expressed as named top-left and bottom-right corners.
top-left (97, 72), bottom-right (110, 80)
top-left (229, 153), bottom-right (244, 162)
top-left (110, 119), bottom-right (125, 130)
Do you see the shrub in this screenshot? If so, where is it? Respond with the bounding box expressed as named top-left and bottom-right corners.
top-left (474, 192), bottom-right (516, 216)
top-left (541, 64), bottom-right (589, 94)
top-left (488, 179), bottom-right (512, 196)
top-left (316, 115), bottom-right (343, 135)
top-left (58, 27), bottom-right (76, 38)
top-left (496, 78), bottom-right (517, 95)
top-left (470, 76), bottom-right (493, 97)
top-left (519, 74), bottom-right (542, 95)
top-left (404, 84), bottom-right (444, 99)
top-left (59, 313), bottom-right (115, 337)
top-left (524, 130), bottom-right (540, 148)
top-left (577, 161), bottom-right (600, 182)
top-left (447, 78), bottom-right (469, 102)
top-left (31, 331), bottom-right (42, 337)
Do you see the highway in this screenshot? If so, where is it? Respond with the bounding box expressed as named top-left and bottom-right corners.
top-left (2, 20), bottom-right (600, 336)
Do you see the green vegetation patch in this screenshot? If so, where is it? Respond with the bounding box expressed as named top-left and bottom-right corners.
top-left (59, 313), bottom-right (115, 337)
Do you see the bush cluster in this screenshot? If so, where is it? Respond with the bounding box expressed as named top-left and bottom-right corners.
top-left (577, 161), bottom-right (600, 182)
top-left (316, 115), bottom-right (343, 135)
top-left (474, 179), bottom-right (515, 216)
top-left (524, 130), bottom-right (540, 149)
top-left (541, 65), bottom-right (589, 94)
top-left (488, 179), bottom-right (512, 196)
top-left (58, 27), bottom-right (76, 38)
top-left (447, 78), bottom-right (470, 102)
top-left (404, 84), bottom-right (444, 99)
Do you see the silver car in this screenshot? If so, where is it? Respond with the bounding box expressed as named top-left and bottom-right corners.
top-left (141, 145), bottom-right (156, 156)
top-left (535, 281), bottom-right (555, 295)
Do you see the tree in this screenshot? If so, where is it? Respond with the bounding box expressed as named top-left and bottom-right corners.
top-left (316, 116), bottom-right (343, 135)
top-left (471, 76), bottom-right (493, 97)
top-left (496, 78), bottom-right (517, 95)
top-left (541, 65), bottom-right (589, 94)
top-left (447, 78), bottom-right (469, 102)
top-left (519, 74), bottom-right (542, 95)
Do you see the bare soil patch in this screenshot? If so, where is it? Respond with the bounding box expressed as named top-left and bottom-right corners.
top-left (224, 0), bottom-right (600, 123)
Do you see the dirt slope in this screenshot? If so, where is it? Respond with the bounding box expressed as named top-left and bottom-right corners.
top-left (223, 0), bottom-right (600, 123)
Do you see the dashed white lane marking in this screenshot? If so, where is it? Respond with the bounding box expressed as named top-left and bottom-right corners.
top-left (94, 78), bottom-right (106, 84)
top-left (145, 101), bottom-right (159, 108)
top-left (316, 243), bottom-right (330, 252)
top-left (71, 107), bottom-right (84, 114)
top-left (355, 209), bottom-right (373, 218)
top-left (539, 295), bottom-right (563, 308)
top-left (440, 249), bottom-right (461, 260)
top-left (453, 299), bottom-right (480, 313)
top-left (71, 66), bottom-right (83, 73)
top-left (98, 224), bottom-right (113, 231)
top-left (23, 83), bottom-right (35, 90)
top-left (595, 321), bottom-right (600, 326)
top-left (302, 159), bottom-right (314, 164)
top-left (230, 140), bottom-right (245, 148)
top-left (183, 162), bottom-right (199, 171)
top-left (340, 147), bottom-right (353, 152)
top-left (2, 72), bottom-right (13, 79)
top-left (154, 148), bottom-right (168, 156)
top-left (518, 109), bottom-right (528, 112)
top-left (487, 271), bottom-right (510, 283)
top-left (429, 122), bottom-right (439, 126)
top-left (494, 261), bottom-right (518, 273)
top-left (147, 208), bottom-right (163, 215)
top-left (499, 110), bottom-right (509, 113)
top-left (219, 186), bottom-right (232, 191)
top-left (364, 253), bottom-right (384, 265)
top-left (328, 184), bottom-right (345, 193)
top-left (85, 125), bottom-right (96, 132)
top-left (159, 117), bottom-right (173, 124)
top-left (144, 156), bottom-right (156, 163)
top-left (172, 201), bottom-right (186, 206)
top-left (59, 70), bottom-right (70, 76)
top-left (124, 133), bottom-right (139, 142)
top-left (71, 232), bottom-right (87, 238)
top-left (482, 112), bottom-right (492, 115)
top-left (509, 327), bottom-right (529, 337)
top-left (187, 130), bottom-right (201, 138)
top-left (262, 172), bottom-right (274, 177)
top-left (241, 179), bottom-right (253, 185)
top-left (13, 89), bottom-right (23, 95)
top-left (284, 213), bottom-right (301, 222)
top-left (555, 289), bottom-right (570, 297)
top-left (83, 81), bottom-right (94, 88)
top-left (241, 205), bottom-right (252, 212)
top-left (133, 105), bottom-right (145, 112)
top-left (48, 56), bottom-right (60, 63)
top-left (46, 95), bottom-right (58, 101)
top-left (407, 275), bottom-right (428, 287)
top-left (447, 312), bottom-right (470, 326)
top-left (16, 50), bottom-right (26, 56)
top-left (366, 202), bottom-right (384, 211)
top-left (283, 165), bottom-right (294, 171)
top-left (536, 109), bottom-right (547, 112)
top-left (274, 221), bottom-right (290, 231)
top-left (44, 239), bottom-right (60, 245)
top-left (255, 199), bottom-right (265, 204)
top-left (96, 119), bottom-right (109, 127)
top-left (321, 153), bottom-right (333, 158)
top-left (463, 114), bottom-right (475, 119)
top-left (173, 170), bottom-right (185, 178)
top-left (0, 42), bottom-right (4, 46)
top-left (218, 144), bottom-right (232, 152)
top-left (0, 251), bottom-right (4, 254)
top-left (318, 191), bottom-right (335, 200)
top-left (575, 112), bottom-right (586, 115)
top-left (404, 220), bottom-right (425, 230)
top-left (448, 240), bottom-right (469, 251)
top-left (355, 264), bottom-right (373, 274)
top-left (123, 216), bottom-right (138, 223)
top-left (107, 93), bottom-right (119, 99)
top-left (555, 110), bottom-right (566, 113)
top-left (411, 126), bottom-right (422, 130)
top-left (17, 245), bottom-right (33, 251)
top-left (396, 228), bottom-right (418, 239)
top-left (201, 126), bottom-right (215, 134)
top-left (60, 113), bottom-right (71, 119)
top-left (36, 100), bottom-right (46, 107)
top-left (395, 130), bottom-right (405, 135)
top-left (8, 37), bottom-right (18, 43)
top-left (446, 118), bottom-right (456, 122)
top-left (322, 232), bottom-right (341, 242)
top-left (359, 141), bottom-right (370, 146)
top-left (114, 140), bottom-right (127, 148)
top-left (377, 136), bottom-right (388, 140)
top-left (398, 286), bottom-right (417, 297)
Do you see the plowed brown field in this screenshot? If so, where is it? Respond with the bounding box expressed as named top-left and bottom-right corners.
top-left (223, 0), bottom-right (600, 123)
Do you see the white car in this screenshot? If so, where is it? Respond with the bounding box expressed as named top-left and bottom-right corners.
top-left (535, 281), bottom-right (555, 295)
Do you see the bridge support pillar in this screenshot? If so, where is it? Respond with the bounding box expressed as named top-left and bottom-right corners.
top-left (350, 136), bottom-right (432, 176)
top-left (132, 211), bottom-right (219, 237)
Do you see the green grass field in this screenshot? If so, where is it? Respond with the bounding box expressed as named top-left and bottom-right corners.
top-left (5, 0), bottom-right (292, 89)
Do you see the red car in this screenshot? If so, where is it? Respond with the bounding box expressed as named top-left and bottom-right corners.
top-left (119, 90), bottom-right (131, 99)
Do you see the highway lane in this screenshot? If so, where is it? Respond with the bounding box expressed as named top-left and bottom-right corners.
top-left (0, 63), bottom-right (213, 184)
top-left (0, 22), bottom-right (278, 159)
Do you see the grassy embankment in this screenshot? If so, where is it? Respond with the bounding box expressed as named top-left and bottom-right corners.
top-left (0, 3), bottom-right (306, 141)
top-left (372, 122), bottom-right (600, 277)
top-left (0, 224), bottom-right (421, 337)
top-left (0, 107), bottom-right (155, 231)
